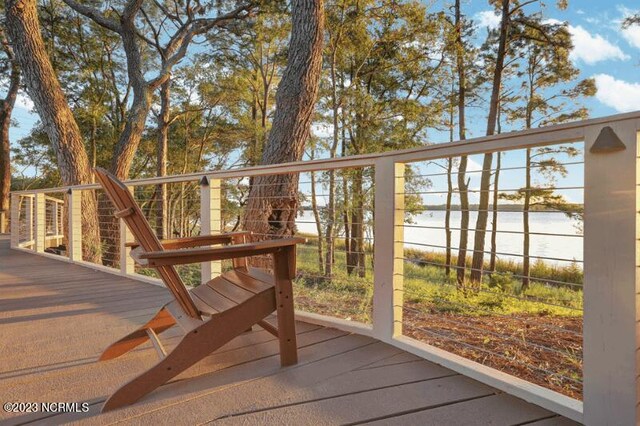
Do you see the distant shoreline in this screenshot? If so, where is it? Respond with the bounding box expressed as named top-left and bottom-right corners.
top-left (301, 204), bottom-right (584, 212)
top-left (416, 204), bottom-right (584, 212)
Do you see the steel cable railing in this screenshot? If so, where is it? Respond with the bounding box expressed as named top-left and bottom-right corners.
top-left (398, 142), bottom-right (584, 399)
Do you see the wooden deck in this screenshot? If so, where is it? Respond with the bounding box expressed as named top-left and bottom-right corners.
top-left (0, 237), bottom-right (577, 425)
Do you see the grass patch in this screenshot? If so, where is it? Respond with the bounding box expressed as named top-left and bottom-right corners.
top-left (293, 236), bottom-right (582, 323)
top-left (135, 234), bottom-right (583, 323)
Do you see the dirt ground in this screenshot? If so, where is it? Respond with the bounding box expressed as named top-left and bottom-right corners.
top-left (294, 294), bottom-right (583, 400)
top-left (402, 302), bottom-right (583, 399)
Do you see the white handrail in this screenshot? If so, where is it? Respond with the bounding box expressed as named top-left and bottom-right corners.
top-left (9, 110), bottom-right (640, 195)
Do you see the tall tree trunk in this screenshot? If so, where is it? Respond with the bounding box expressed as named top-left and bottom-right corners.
top-left (155, 79), bottom-right (170, 239)
top-left (469, 0), bottom-right (510, 286)
top-left (108, 11), bottom-right (153, 180)
top-left (489, 108), bottom-right (504, 272)
top-left (489, 152), bottom-right (501, 271)
top-left (454, 0), bottom-right (469, 288)
top-left (102, 16), bottom-right (157, 264)
top-left (445, 158), bottom-right (453, 277)
top-left (0, 30), bottom-right (20, 234)
top-left (90, 115), bottom-right (97, 175)
top-left (325, 169), bottom-right (336, 277)
top-left (324, 46), bottom-right (340, 278)
top-left (348, 169), bottom-right (365, 277)
top-left (444, 79), bottom-right (454, 277)
top-left (6, 0), bottom-right (100, 262)
top-left (341, 122), bottom-right (351, 270)
top-left (251, 72), bottom-right (260, 166)
top-left (522, 83), bottom-right (536, 291)
top-left (242, 0), bottom-right (324, 240)
top-left (310, 170), bottom-right (324, 275)
top-left (522, 148), bottom-right (531, 291)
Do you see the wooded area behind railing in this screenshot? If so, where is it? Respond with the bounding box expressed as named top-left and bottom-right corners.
top-left (9, 111), bottom-right (640, 425)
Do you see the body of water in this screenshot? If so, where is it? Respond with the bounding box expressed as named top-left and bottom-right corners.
top-left (296, 210), bottom-right (582, 266)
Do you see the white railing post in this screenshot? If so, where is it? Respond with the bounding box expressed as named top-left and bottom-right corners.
top-left (0, 209), bottom-right (6, 234)
top-left (56, 201), bottom-right (63, 246)
top-left (67, 189), bottom-right (82, 261)
top-left (120, 186), bottom-right (135, 275)
top-left (200, 176), bottom-right (221, 284)
top-left (372, 158), bottom-right (405, 342)
top-left (10, 193), bottom-right (19, 248)
top-left (52, 199), bottom-right (59, 238)
top-left (34, 193), bottom-right (46, 252)
top-left (583, 121), bottom-right (640, 425)
top-left (58, 202), bottom-right (64, 237)
top-left (25, 195), bottom-right (33, 244)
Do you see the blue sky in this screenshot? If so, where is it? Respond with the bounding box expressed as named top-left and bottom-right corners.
top-left (8, 1), bottom-right (640, 194)
top-left (464, 0), bottom-right (640, 124)
top-left (416, 1), bottom-right (640, 206)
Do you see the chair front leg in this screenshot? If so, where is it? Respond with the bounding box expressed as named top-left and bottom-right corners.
top-left (100, 305), bottom-right (176, 361)
top-left (273, 246), bottom-right (298, 366)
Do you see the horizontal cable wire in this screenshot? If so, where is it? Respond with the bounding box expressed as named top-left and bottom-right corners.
top-left (402, 257), bottom-right (582, 289)
top-left (401, 241), bottom-right (583, 263)
top-left (409, 160), bottom-right (584, 178)
top-left (399, 275), bottom-right (581, 311)
top-left (401, 223), bottom-right (582, 239)
top-left (403, 186), bottom-right (584, 195)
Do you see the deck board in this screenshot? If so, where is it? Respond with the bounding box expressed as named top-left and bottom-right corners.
top-left (365, 394), bottom-right (564, 426)
top-left (0, 238), bottom-right (574, 425)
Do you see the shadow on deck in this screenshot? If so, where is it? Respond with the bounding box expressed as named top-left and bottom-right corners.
top-left (0, 237), bottom-right (577, 425)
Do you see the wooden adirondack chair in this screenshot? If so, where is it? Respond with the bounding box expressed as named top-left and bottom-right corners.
top-left (94, 167), bottom-right (304, 412)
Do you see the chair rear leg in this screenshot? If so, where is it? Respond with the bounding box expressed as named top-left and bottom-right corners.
top-left (100, 305), bottom-right (176, 361)
top-left (102, 289), bottom-right (276, 412)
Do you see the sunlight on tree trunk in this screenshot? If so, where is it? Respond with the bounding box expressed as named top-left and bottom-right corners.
top-left (6, 0), bottom-right (101, 262)
top-left (243, 0), bottom-right (324, 241)
top-left (470, 0), bottom-right (510, 286)
top-left (453, 0), bottom-right (469, 288)
top-left (0, 29), bottom-right (19, 234)
top-left (155, 79), bottom-right (170, 239)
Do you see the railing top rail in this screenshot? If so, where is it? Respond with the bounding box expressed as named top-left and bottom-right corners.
top-left (11, 110), bottom-right (640, 195)
top-left (44, 195), bottom-right (65, 203)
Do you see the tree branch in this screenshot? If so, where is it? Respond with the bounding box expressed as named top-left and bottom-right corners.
top-left (62, 0), bottom-right (121, 33)
top-left (148, 2), bottom-right (255, 89)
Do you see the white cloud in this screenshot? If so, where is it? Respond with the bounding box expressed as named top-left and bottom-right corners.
top-left (568, 25), bottom-right (629, 64)
top-left (584, 17), bottom-right (601, 25)
top-left (622, 24), bottom-right (640, 49)
top-left (593, 74), bottom-right (640, 113)
top-left (543, 18), bottom-right (563, 26)
top-left (477, 15), bottom-right (627, 65)
top-left (475, 10), bottom-right (500, 30)
top-left (614, 5), bottom-right (640, 49)
top-left (15, 93), bottom-right (34, 111)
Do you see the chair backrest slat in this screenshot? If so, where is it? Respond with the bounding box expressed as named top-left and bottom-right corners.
top-left (94, 168), bottom-right (201, 319)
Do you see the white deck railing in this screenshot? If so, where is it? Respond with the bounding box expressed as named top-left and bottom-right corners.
top-left (10, 194), bottom-right (64, 250)
top-left (9, 111), bottom-right (640, 425)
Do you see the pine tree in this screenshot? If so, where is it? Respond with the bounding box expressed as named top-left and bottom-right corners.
top-left (502, 17), bottom-right (594, 290)
top-left (469, 0), bottom-right (570, 286)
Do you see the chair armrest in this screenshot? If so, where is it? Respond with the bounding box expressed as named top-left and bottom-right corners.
top-left (138, 237), bottom-right (306, 267)
top-left (125, 231), bottom-right (251, 250)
